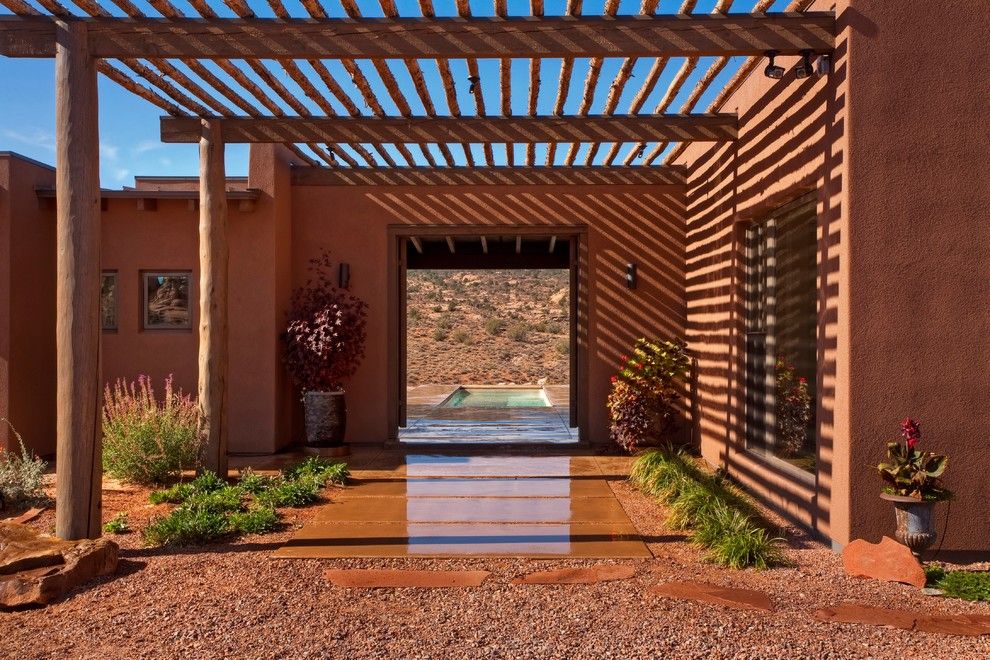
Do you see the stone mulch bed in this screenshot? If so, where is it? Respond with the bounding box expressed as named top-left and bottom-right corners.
top-left (1, 475), bottom-right (989, 658)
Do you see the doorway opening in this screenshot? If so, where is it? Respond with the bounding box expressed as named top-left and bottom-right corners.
top-left (390, 232), bottom-right (581, 446)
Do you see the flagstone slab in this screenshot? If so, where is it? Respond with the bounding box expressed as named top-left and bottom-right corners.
top-left (842, 536), bottom-right (926, 588)
top-left (813, 602), bottom-right (990, 636)
top-left (340, 477), bottom-right (614, 499)
top-left (2, 507), bottom-right (46, 525)
top-left (512, 564), bottom-right (637, 585)
top-left (326, 569), bottom-right (491, 588)
top-left (649, 580), bottom-right (774, 611)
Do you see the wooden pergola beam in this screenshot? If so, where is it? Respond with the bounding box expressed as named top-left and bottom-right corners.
top-left (291, 166), bottom-right (686, 187)
top-left (161, 114), bottom-right (738, 145)
top-left (0, 14), bottom-right (835, 59)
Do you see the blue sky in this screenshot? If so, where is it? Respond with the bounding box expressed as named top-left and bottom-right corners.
top-left (0, 0), bottom-right (790, 187)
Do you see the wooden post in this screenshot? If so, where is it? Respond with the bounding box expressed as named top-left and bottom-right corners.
top-left (54, 19), bottom-right (102, 540)
top-left (197, 118), bottom-right (229, 477)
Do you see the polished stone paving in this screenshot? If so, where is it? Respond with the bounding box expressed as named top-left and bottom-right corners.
top-left (274, 451), bottom-right (650, 559)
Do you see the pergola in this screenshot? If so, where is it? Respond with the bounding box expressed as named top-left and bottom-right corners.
top-left (0, 0), bottom-right (831, 540)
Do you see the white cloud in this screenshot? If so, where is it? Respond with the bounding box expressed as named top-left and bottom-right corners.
top-left (112, 168), bottom-right (130, 183)
top-left (2, 128), bottom-right (56, 151)
top-left (100, 143), bottom-right (120, 161)
top-left (132, 140), bottom-right (165, 156)
top-left (159, 157), bottom-right (173, 167)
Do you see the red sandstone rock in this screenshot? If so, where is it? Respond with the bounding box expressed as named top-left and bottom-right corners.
top-left (842, 536), bottom-right (926, 588)
top-left (649, 580), bottom-right (774, 611)
top-left (512, 565), bottom-right (636, 585)
top-left (814, 602), bottom-right (990, 637)
top-left (2, 507), bottom-right (46, 524)
top-left (325, 569), bottom-right (490, 588)
top-left (0, 523), bottom-right (118, 609)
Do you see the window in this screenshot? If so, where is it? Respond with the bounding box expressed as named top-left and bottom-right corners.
top-left (101, 271), bottom-right (117, 331)
top-left (745, 196), bottom-right (818, 473)
top-left (141, 271), bottom-right (192, 330)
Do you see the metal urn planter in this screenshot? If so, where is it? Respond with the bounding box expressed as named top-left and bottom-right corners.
top-left (880, 493), bottom-right (938, 556)
top-left (303, 390), bottom-right (347, 448)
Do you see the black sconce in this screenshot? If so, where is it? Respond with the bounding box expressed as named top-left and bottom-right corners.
top-left (339, 262), bottom-right (350, 289)
top-left (626, 263), bottom-right (637, 289)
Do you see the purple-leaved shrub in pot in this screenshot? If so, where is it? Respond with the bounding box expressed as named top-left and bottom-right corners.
top-left (283, 252), bottom-right (368, 449)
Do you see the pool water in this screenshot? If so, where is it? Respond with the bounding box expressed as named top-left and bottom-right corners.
top-left (441, 387), bottom-right (550, 408)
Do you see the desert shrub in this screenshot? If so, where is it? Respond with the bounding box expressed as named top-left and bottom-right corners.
top-left (507, 323), bottom-right (528, 342)
top-left (452, 329), bottom-right (472, 345)
top-left (436, 314), bottom-right (455, 330)
top-left (530, 321), bottom-right (548, 333)
top-left (432, 304), bottom-right (443, 312)
top-left (630, 449), bottom-right (785, 569)
top-left (102, 375), bottom-right (202, 485)
top-left (228, 507), bottom-right (280, 535)
top-left (433, 328), bottom-right (449, 341)
top-left (484, 318), bottom-right (505, 336)
top-left (547, 322), bottom-right (563, 334)
top-left (447, 301), bottom-right (458, 311)
top-left (281, 456), bottom-right (349, 486)
top-left (103, 512), bottom-right (130, 534)
top-left (0, 421), bottom-right (47, 507)
top-left (408, 308), bottom-right (420, 323)
top-left (144, 506), bottom-right (230, 546)
top-left (607, 338), bottom-right (690, 452)
top-left (144, 458), bottom-right (348, 546)
top-left (926, 567), bottom-right (990, 602)
top-left (555, 338), bottom-right (570, 355)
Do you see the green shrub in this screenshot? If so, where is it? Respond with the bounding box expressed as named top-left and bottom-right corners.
top-left (0, 421), bottom-right (47, 506)
top-left (144, 506), bottom-right (231, 546)
top-left (926, 567), bottom-right (990, 602)
top-left (182, 487), bottom-right (245, 515)
top-left (630, 449), bottom-right (785, 569)
top-left (149, 470), bottom-right (227, 504)
top-left (555, 338), bottom-right (570, 355)
top-left (507, 323), bottom-right (528, 342)
top-left (228, 507), bottom-right (280, 535)
top-left (282, 456), bottom-right (349, 486)
top-left (102, 375), bottom-right (202, 485)
top-left (484, 318), bottom-right (505, 336)
top-left (237, 469), bottom-right (277, 494)
top-left (103, 512), bottom-right (130, 534)
top-left (256, 476), bottom-right (321, 508)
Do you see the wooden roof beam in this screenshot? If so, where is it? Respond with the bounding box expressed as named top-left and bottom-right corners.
top-left (0, 14), bottom-right (836, 59)
top-left (290, 166), bottom-right (687, 187)
top-left (162, 114), bottom-right (738, 144)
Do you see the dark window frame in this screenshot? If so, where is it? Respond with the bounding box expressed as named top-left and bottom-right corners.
top-left (140, 270), bottom-right (194, 332)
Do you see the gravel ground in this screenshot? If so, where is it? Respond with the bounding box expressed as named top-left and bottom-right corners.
top-left (2, 473), bottom-right (990, 659)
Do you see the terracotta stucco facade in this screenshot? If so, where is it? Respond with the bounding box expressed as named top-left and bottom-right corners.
top-left (1, 0), bottom-right (988, 556)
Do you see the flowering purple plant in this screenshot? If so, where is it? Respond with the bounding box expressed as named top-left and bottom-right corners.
top-left (283, 252), bottom-right (368, 393)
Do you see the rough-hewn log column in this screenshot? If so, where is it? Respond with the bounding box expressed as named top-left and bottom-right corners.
top-left (54, 19), bottom-right (102, 540)
top-left (197, 119), bottom-right (228, 477)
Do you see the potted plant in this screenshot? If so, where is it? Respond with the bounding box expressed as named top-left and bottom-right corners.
top-left (877, 418), bottom-right (951, 556)
top-left (283, 252), bottom-right (368, 451)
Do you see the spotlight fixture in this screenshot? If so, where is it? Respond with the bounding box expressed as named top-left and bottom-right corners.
top-left (764, 50), bottom-right (784, 79)
top-left (794, 50), bottom-right (815, 79)
top-left (467, 75), bottom-right (480, 94)
top-left (626, 263), bottom-right (637, 289)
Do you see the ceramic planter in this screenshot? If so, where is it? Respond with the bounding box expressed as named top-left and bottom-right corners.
top-left (303, 390), bottom-right (347, 447)
top-left (880, 493), bottom-right (938, 556)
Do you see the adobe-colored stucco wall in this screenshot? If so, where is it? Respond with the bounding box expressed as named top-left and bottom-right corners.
top-left (0, 154), bottom-right (56, 455)
top-left (679, 0), bottom-right (990, 554)
top-left (287, 181), bottom-right (687, 446)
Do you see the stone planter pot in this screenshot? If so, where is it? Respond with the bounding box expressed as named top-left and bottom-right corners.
top-left (880, 493), bottom-right (938, 557)
top-left (303, 390), bottom-right (346, 447)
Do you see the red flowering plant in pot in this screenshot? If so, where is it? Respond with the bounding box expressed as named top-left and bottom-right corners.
top-left (283, 252), bottom-right (368, 449)
top-left (606, 338), bottom-right (690, 453)
top-left (876, 418), bottom-right (951, 556)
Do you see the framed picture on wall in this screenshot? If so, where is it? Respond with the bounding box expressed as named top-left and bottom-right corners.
top-left (101, 271), bottom-right (117, 331)
top-left (141, 271), bottom-right (192, 330)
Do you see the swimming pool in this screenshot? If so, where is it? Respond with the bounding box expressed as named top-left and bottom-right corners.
top-left (440, 387), bottom-right (550, 408)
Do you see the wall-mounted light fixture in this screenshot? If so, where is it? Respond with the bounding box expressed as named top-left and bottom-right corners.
top-left (626, 263), bottom-right (637, 289)
top-left (763, 50), bottom-right (784, 79)
top-left (816, 53), bottom-right (832, 76)
top-left (339, 262), bottom-right (350, 289)
top-left (794, 50), bottom-right (815, 79)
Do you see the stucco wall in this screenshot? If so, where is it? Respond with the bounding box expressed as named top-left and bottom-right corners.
top-left (678, 0), bottom-right (990, 554)
top-left (0, 154), bottom-right (57, 455)
top-left (287, 181), bottom-right (687, 446)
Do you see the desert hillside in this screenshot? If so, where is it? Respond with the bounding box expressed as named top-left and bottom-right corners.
top-left (406, 269), bottom-right (570, 386)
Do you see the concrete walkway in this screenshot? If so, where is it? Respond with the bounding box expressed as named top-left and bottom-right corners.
top-left (274, 451), bottom-right (650, 559)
